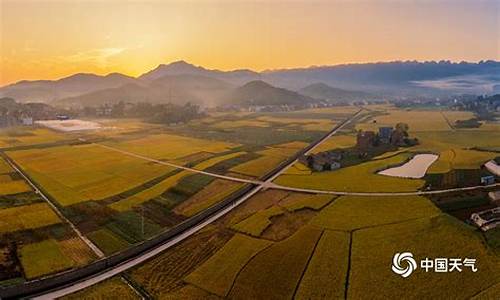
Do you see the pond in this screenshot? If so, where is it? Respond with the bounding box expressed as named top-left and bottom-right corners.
top-left (378, 154), bottom-right (439, 179)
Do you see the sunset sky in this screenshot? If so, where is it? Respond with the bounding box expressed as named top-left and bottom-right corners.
top-left (0, 0), bottom-right (498, 86)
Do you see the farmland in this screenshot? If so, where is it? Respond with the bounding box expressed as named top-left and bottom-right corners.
top-left (276, 152), bottom-right (426, 192)
top-left (1, 104), bottom-right (499, 298)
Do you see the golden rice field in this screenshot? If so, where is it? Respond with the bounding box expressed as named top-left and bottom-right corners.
top-left (0, 127), bottom-right (68, 148)
top-left (175, 180), bottom-right (245, 217)
top-left (348, 215), bottom-right (500, 299)
top-left (185, 234), bottom-right (272, 297)
top-left (280, 193), bottom-right (334, 211)
top-left (232, 206), bottom-right (285, 237)
top-left (18, 239), bottom-right (75, 279)
top-left (295, 230), bottom-right (350, 299)
top-left (256, 116), bottom-right (336, 131)
top-left (356, 110), bottom-right (451, 132)
top-left (7, 144), bottom-right (175, 206)
top-left (311, 134), bottom-right (357, 153)
top-left (0, 202), bottom-right (61, 233)
top-left (110, 152), bottom-right (246, 212)
top-left (231, 154), bottom-right (284, 177)
top-left (275, 153), bottom-right (425, 192)
top-left (62, 277), bottom-right (140, 300)
top-left (230, 142), bottom-right (306, 177)
top-left (310, 195), bottom-right (440, 231)
top-left (105, 133), bottom-right (239, 160)
top-left (0, 180), bottom-right (31, 195)
top-left (211, 119), bottom-right (270, 129)
top-left (282, 162), bottom-right (311, 175)
top-left (0, 157), bottom-right (32, 195)
top-left (228, 225), bottom-right (322, 299)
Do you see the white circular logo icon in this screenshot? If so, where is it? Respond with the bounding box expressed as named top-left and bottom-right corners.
top-left (392, 252), bottom-right (417, 278)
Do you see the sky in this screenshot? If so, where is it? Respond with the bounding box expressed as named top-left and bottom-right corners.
top-left (0, 0), bottom-right (498, 86)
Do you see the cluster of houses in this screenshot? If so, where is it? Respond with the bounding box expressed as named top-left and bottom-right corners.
top-left (356, 126), bottom-right (410, 151)
top-left (0, 98), bottom-right (62, 128)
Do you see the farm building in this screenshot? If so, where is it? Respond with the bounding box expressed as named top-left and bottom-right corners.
top-left (299, 150), bottom-right (343, 172)
top-left (378, 127), bottom-right (393, 143)
top-left (356, 130), bottom-right (376, 150)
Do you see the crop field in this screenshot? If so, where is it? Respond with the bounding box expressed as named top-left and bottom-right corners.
top-left (87, 228), bottom-right (130, 255)
top-left (355, 107), bottom-right (454, 132)
top-left (280, 193), bottom-right (335, 211)
top-left (275, 152), bottom-right (425, 192)
top-left (105, 133), bottom-right (239, 160)
top-left (231, 154), bottom-right (285, 177)
top-left (230, 142), bottom-right (306, 177)
top-left (62, 277), bottom-right (139, 300)
top-left (311, 134), bottom-right (357, 153)
top-left (310, 195), bottom-right (440, 231)
top-left (18, 239), bottom-right (75, 279)
top-left (232, 206), bottom-right (285, 237)
top-left (110, 152), bottom-right (247, 212)
top-left (184, 234), bottom-right (272, 297)
top-left (7, 144), bottom-right (174, 205)
top-left (228, 225), bottom-right (322, 299)
top-left (282, 162), bottom-right (311, 175)
top-left (348, 215), bottom-right (500, 299)
top-left (295, 230), bottom-right (350, 300)
top-left (0, 157), bottom-right (31, 195)
top-left (0, 202), bottom-right (61, 233)
top-left (129, 226), bottom-right (233, 298)
top-left (0, 127), bottom-right (68, 148)
top-left (174, 180), bottom-right (245, 217)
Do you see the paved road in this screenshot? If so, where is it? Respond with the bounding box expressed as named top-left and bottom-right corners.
top-left (268, 182), bottom-right (500, 196)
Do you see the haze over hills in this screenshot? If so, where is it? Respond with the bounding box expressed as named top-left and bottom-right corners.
top-left (225, 80), bottom-right (316, 106)
top-left (298, 83), bottom-right (374, 103)
top-left (1, 60), bottom-right (499, 106)
top-left (0, 73), bottom-right (135, 103)
top-left (58, 74), bottom-right (234, 107)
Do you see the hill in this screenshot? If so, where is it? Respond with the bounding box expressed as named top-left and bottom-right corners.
top-left (298, 83), bottom-right (374, 102)
top-left (0, 73), bottom-right (135, 103)
top-left (225, 80), bottom-right (316, 106)
top-left (139, 60), bottom-right (260, 86)
top-left (57, 74), bottom-right (233, 107)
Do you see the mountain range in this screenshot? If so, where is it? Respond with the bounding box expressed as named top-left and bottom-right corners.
top-left (1, 60), bottom-right (498, 107)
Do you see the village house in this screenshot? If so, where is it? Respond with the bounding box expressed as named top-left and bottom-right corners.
top-left (378, 127), bottom-right (393, 143)
top-left (356, 130), bottom-right (376, 150)
top-left (299, 150), bottom-right (343, 172)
